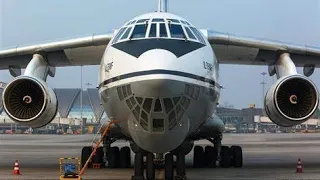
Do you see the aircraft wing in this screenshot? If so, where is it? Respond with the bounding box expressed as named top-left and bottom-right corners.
top-left (204, 30), bottom-right (320, 67)
top-left (0, 33), bottom-right (113, 70)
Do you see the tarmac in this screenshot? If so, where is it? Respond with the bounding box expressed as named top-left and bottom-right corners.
top-left (1, 133), bottom-right (320, 179)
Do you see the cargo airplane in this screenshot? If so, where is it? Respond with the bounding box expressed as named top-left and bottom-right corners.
top-left (1, 0), bottom-right (319, 179)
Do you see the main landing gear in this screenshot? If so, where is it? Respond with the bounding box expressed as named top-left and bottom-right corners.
top-left (193, 133), bottom-right (243, 168)
top-left (81, 134), bottom-right (242, 180)
top-left (81, 137), bottom-right (131, 169)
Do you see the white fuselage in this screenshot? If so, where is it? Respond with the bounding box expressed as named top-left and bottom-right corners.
top-left (98, 12), bottom-right (220, 153)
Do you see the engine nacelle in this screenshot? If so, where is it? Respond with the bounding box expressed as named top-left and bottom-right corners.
top-left (2, 76), bottom-right (58, 128)
top-left (265, 75), bottom-right (319, 127)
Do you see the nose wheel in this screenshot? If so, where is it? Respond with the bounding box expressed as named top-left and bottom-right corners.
top-left (131, 150), bottom-right (187, 180)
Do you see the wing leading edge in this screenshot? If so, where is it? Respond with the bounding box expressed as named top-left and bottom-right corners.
top-left (1, 30), bottom-right (319, 69)
top-left (204, 30), bottom-right (320, 67)
top-left (0, 33), bottom-right (113, 70)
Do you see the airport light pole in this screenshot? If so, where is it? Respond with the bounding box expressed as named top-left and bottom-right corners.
top-left (260, 72), bottom-right (267, 114)
top-left (218, 85), bottom-right (225, 108)
top-left (80, 66), bottom-right (83, 134)
top-left (85, 82), bottom-right (92, 123)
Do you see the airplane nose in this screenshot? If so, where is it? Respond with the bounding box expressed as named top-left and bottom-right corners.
top-left (125, 76), bottom-right (191, 153)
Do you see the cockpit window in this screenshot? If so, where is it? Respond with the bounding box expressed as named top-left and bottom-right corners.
top-left (112, 18), bottom-right (204, 44)
top-left (180, 20), bottom-right (187, 25)
top-left (136, 19), bottom-right (149, 23)
top-left (159, 23), bottom-right (168, 37)
top-left (152, 18), bottom-right (165, 22)
top-left (181, 20), bottom-right (191, 25)
top-left (131, 25), bottom-right (148, 39)
top-left (126, 20), bottom-right (135, 25)
top-left (169, 24), bottom-right (185, 39)
top-left (129, 20), bottom-right (136, 25)
top-left (149, 24), bottom-right (157, 37)
top-left (185, 27), bottom-right (196, 40)
top-left (120, 27), bottom-right (132, 40)
top-left (112, 28), bottom-right (126, 43)
top-left (167, 19), bottom-right (180, 23)
top-left (190, 27), bottom-right (206, 44)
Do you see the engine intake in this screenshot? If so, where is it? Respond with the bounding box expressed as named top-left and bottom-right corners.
top-left (265, 75), bottom-right (319, 127)
top-left (2, 76), bottom-right (58, 128)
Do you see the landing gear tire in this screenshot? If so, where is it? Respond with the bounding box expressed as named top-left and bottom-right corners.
top-left (92, 147), bottom-right (104, 167)
top-left (120, 146), bottom-right (131, 168)
top-left (193, 146), bottom-right (204, 168)
top-left (81, 146), bottom-right (92, 168)
top-left (219, 146), bottom-right (231, 168)
top-left (176, 152), bottom-right (186, 179)
top-left (165, 153), bottom-right (174, 180)
top-left (132, 153), bottom-right (144, 180)
top-left (231, 145), bottom-right (243, 168)
top-left (146, 153), bottom-right (155, 180)
top-left (108, 147), bottom-right (120, 168)
top-left (204, 146), bottom-right (217, 168)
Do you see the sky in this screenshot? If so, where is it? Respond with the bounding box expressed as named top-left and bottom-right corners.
top-left (1, 0), bottom-right (320, 109)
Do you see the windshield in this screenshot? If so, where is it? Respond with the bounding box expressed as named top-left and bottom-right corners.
top-left (112, 18), bottom-right (205, 44)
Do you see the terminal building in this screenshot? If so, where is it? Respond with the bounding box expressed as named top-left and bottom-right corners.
top-left (217, 105), bottom-right (320, 133)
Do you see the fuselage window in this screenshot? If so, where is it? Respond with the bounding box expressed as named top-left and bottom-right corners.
top-left (159, 23), bottom-right (168, 37)
top-left (152, 18), bottom-right (165, 22)
top-left (136, 19), bottom-right (149, 23)
top-left (149, 23), bottom-right (157, 38)
top-left (112, 28), bottom-right (127, 44)
top-left (185, 27), bottom-right (196, 40)
top-left (190, 27), bottom-right (206, 44)
top-left (168, 19), bottom-right (180, 23)
top-left (169, 24), bottom-right (186, 39)
top-left (131, 25), bottom-right (147, 39)
top-left (120, 27), bottom-right (132, 40)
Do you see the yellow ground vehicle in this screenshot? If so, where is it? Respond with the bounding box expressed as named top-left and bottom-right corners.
top-left (59, 157), bottom-right (82, 180)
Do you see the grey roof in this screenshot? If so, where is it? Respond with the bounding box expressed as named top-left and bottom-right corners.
top-left (87, 88), bottom-right (104, 122)
top-left (54, 89), bottom-right (80, 118)
top-left (72, 89), bottom-right (91, 113)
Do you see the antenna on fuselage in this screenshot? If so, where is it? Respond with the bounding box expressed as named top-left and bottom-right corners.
top-left (158, 0), bottom-right (168, 12)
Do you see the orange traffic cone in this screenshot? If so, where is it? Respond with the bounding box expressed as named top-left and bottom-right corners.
top-left (12, 160), bottom-right (21, 175)
top-left (296, 158), bottom-right (303, 173)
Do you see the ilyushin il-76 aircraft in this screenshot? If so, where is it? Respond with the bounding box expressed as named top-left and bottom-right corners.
top-left (1, 0), bottom-right (319, 179)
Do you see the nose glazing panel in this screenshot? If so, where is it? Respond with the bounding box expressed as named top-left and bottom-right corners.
top-left (116, 83), bottom-right (200, 132)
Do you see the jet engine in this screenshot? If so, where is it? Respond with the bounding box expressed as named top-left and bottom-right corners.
top-left (2, 76), bottom-right (58, 128)
top-left (265, 75), bottom-right (319, 127)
